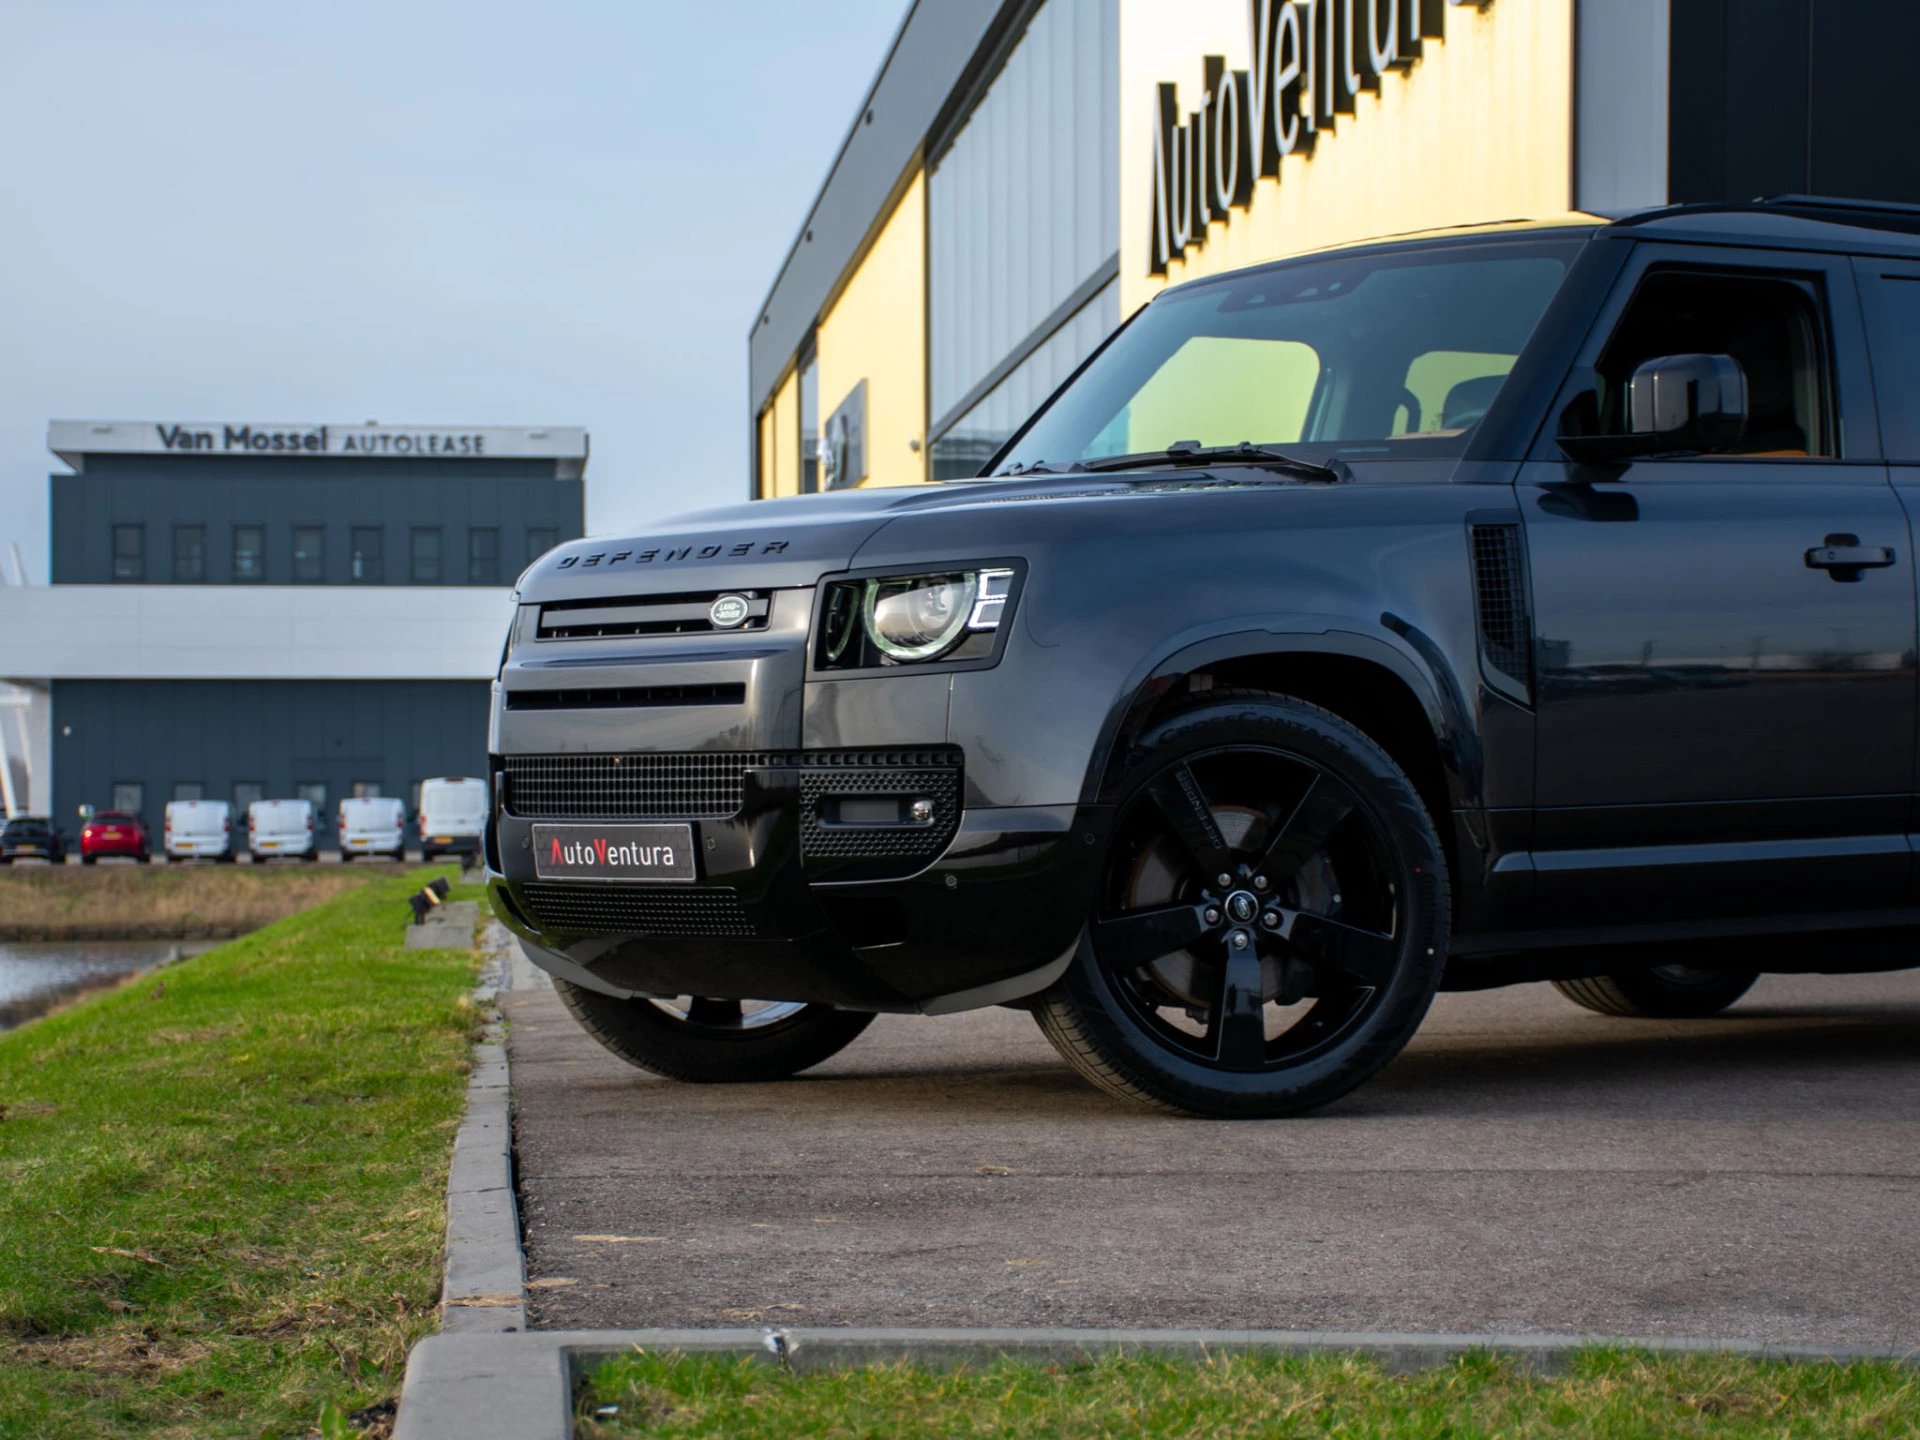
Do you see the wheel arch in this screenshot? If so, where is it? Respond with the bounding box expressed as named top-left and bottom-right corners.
top-left (1085, 626), bottom-right (1478, 872)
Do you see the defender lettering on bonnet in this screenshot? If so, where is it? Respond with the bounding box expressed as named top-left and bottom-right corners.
top-left (555, 540), bottom-right (790, 569)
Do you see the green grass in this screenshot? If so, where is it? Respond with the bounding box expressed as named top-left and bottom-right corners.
top-left (580, 1349), bottom-right (1920, 1439)
top-left (0, 871), bottom-right (481, 1439)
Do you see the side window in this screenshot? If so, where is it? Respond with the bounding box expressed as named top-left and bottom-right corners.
top-left (292, 525), bottom-right (326, 583)
top-left (1855, 269), bottom-right (1920, 461)
top-left (172, 525), bottom-right (206, 582)
top-left (233, 525), bottom-right (266, 583)
top-left (112, 524), bottom-right (145, 581)
top-left (411, 526), bottom-right (443, 584)
top-left (1587, 269), bottom-right (1834, 458)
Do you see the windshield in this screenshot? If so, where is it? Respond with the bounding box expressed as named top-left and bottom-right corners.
top-left (995, 237), bottom-right (1582, 474)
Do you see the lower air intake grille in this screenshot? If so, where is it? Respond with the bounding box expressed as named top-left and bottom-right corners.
top-left (517, 883), bottom-right (758, 937)
top-left (800, 753), bottom-right (963, 874)
top-left (1470, 522), bottom-right (1532, 692)
top-left (503, 753), bottom-right (782, 819)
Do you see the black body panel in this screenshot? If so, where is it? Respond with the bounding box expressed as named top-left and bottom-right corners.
top-left (490, 208), bottom-right (1920, 1010)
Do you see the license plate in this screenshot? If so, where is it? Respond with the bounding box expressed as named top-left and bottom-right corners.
top-left (17, 847), bottom-right (40, 855)
top-left (532, 823), bottom-right (696, 884)
top-left (434, 835), bottom-right (452, 844)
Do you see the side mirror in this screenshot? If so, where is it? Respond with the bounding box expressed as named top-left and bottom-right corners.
top-left (1559, 353), bottom-right (1748, 463)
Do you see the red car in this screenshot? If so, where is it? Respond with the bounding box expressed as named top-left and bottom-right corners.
top-left (80, 811), bottom-right (150, 864)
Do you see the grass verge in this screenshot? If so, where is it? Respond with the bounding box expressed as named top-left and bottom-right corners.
top-left (0, 865), bottom-right (385, 942)
top-left (579, 1348), bottom-right (1920, 1439)
top-left (0, 871), bottom-right (480, 1439)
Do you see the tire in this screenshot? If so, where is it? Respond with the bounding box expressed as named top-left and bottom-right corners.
top-left (555, 980), bottom-right (875, 1083)
top-left (1034, 690), bottom-right (1449, 1118)
top-left (1553, 964), bottom-right (1759, 1019)
top-left (82, 854), bottom-right (97, 866)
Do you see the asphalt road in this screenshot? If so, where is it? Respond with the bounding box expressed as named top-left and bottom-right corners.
top-left (504, 967), bottom-right (1920, 1346)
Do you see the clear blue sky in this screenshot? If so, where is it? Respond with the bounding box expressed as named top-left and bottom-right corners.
top-left (0, 0), bottom-right (907, 578)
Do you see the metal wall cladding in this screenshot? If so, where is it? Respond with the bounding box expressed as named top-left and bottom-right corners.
top-left (930, 279), bottom-right (1119, 479)
top-left (52, 455), bottom-right (583, 585)
top-left (50, 678), bottom-right (490, 844)
top-left (928, 0), bottom-right (1119, 429)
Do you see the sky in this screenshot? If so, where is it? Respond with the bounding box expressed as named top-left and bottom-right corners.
top-left (0, 0), bottom-right (907, 579)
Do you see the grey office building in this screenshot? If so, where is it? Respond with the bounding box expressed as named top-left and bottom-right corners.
top-left (0, 420), bottom-right (587, 845)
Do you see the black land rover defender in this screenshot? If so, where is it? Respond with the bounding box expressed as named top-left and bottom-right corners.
top-left (488, 197), bottom-right (1920, 1117)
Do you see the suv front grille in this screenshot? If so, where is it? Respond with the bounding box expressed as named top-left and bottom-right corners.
top-left (536, 590), bottom-right (771, 639)
top-left (517, 882), bottom-right (758, 937)
top-left (503, 753), bottom-right (782, 819)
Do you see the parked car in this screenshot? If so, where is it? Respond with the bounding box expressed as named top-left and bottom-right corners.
top-left (164, 799), bottom-right (233, 862)
top-left (247, 799), bottom-right (317, 862)
top-left (80, 811), bottom-right (149, 865)
top-left (0, 816), bottom-right (67, 864)
top-left (487, 195), bottom-right (1920, 1117)
top-left (338, 796), bottom-right (406, 861)
top-left (418, 778), bottom-right (487, 862)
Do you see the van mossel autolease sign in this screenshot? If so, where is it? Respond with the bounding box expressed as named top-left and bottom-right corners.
top-left (47, 419), bottom-right (589, 464)
top-left (1150, 0), bottom-right (1492, 276)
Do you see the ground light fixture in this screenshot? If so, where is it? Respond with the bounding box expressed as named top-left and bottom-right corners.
top-left (408, 876), bottom-right (452, 926)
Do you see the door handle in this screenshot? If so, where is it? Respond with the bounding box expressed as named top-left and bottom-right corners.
top-left (1805, 540), bottom-right (1895, 578)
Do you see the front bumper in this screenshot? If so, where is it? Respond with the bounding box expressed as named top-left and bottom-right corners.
top-left (488, 773), bottom-right (1108, 1013)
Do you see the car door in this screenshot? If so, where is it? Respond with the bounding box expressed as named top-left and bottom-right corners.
top-left (1516, 242), bottom-right (1916, 931)
top-left (1850, 257), bottom-right (1920, 852)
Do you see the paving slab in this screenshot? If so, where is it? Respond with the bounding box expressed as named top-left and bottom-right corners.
top-left (504, 969), bottom-right (1920, 1346)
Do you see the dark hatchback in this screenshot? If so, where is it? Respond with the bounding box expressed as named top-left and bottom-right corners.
top-left (0, 817), bottom-right (67, 864)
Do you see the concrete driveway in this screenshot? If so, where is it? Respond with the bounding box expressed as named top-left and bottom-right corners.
top-left (503, 968), bottom-right (1920, 1347)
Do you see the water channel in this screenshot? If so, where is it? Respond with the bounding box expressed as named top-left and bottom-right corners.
top-left (0, 940), bottom-right (217, 1032)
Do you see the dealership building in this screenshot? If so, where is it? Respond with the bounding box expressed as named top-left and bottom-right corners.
top-left (751, 0), bottom-right (1920, 496)
top-left (0, 420), bottom-right (585, 842)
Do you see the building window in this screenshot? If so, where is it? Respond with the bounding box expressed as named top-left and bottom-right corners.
top-left (172, 525), bottom-right (206, 583)
top-left (292, 525), bottom-right (325, 583)
top-left (233, 525), bottom-right (265, 583)
top-left (172, 781), bottom-right (204, 801)
top-left (296, 781), bottom-right (327, 813)
top-left (351, 780), bottom-right (382, 799)
top-left (350, 526), bottom-right (384, 584)
top-left (411, 526), bottom-right (442, 583)
top-left (111, 781), bottom-right (144, 815)
top-left (526, 526), bottom-right (558, 564)
top-left (234, 781), bottom-right (265, 811)
top-left (798, 352), bottom-right (820, 494)
top-left (467, 527), bottom-right (500, 585)
top-left (112, 524), bottom-right (145, 582)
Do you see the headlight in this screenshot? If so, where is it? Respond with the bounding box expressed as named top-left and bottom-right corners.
top-left (818, 566), bottom-right (1018, 669)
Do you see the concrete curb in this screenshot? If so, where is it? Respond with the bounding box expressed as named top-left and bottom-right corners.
top-left (393, 1325), bottom-right (1919, 1440)
top-left (436, 919), bottom-right (526, 1335)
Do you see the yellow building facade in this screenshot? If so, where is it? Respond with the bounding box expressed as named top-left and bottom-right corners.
top-left (751, 0), bottom-right (1677, 500)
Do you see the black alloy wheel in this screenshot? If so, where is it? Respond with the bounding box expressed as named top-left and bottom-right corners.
top-left (1553, 963), bottom-right (1759, 1018)
top-left (555, 982), bottom-right (875, 1083)
top-left (1036, 692), bottom-right (1448, 1117)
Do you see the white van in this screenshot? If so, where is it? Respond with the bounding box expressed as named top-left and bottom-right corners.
top-left (248, 798), bottom-right (317, 862)
top-left (338, 796), bottom-right (406, 861)
top-left (164, 799), bottom-right (233, 862)
top-left (417, 777), bottom-right (488, 861)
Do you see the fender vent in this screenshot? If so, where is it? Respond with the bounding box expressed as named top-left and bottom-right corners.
top-left (1470, 522), bottom-right (1532, 694)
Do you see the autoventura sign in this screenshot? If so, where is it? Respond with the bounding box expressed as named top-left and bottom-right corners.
top-left (1150, 0), bottom-right (1487, 276)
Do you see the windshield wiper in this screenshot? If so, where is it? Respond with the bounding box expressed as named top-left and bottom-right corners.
top-left (1069, 441), bottom-right (1349, 484)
